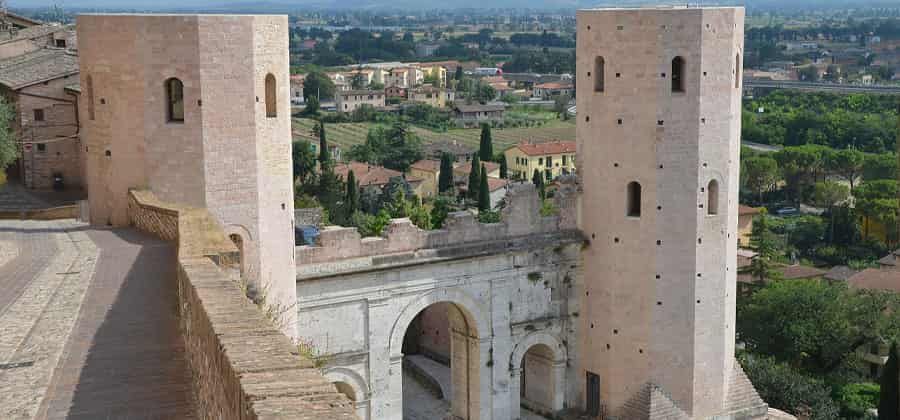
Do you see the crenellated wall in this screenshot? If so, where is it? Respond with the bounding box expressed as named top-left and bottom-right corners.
top-left (296, 178), bottom-right (579, 267)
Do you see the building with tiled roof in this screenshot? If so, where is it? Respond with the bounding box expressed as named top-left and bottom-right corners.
top-left (505, 140), bottom-right (576, 182)
top-left (879, 248), bottom-right (899, 269)
top-left (334, 162), bottom-right (422, 193)
top-left (409, 159), bottom-right (442, 198)
top-left (0, 47), bottom-right (82, 190)
top-left (422, 140), bottom-right (475, 162)
top-left (532, 81), bottom-right (574, 99)
top-left (738, 205), bottom-right (761, 247)
top-left (335, 90), bottom-right (385, 113)
top-left (848, 268), bottom-right (900, 292)
top-left (453, 160), bottom-right (501, 185)
top-left (452, 103), bottom-right (505, 127)
top-left (0, 24), bottom-right (75, 60)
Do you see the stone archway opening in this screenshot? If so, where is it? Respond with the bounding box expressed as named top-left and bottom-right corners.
top-left (333, 381), bottom-right (357, 402)
top-left (519, 344), bottom-right (556, 419)
top-left (400, 302), bottom-right (480, 420)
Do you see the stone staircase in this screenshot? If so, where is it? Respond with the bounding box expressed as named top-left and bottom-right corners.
top-left (724, 359), bottom-right (769, 419)
top-left (615, 383), bottom-right (690, 420)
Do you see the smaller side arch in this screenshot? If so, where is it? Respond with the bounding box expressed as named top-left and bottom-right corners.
top-left (510, 331), bottom-right (567, 366)
top-left (323, 367), bottom-right (369, 402)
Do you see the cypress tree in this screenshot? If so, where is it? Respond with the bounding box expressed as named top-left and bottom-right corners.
top-left (318, 121), bottom-right (330, 167)
top-left (880, 342), bottom-right (900, 420)
top-left (479, 123), bottom-right (493, 162)
top-left (478, 164), bottom-right (491, 211)
top-left (345, 170), bottom-right (358, 219)
top-left (438, 153), bottom-right (454, 193)
top-left (467, 154), bottom-right (481, 200)
top-left (532, 168), bottom-right (542, 187)
top-left (454, 66), bottom-right (463, 81)
top-left (499, 155), bottom-right (508, 179)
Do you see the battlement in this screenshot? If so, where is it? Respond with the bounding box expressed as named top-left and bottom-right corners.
top-left (296, 177), bottom-right (580, 269)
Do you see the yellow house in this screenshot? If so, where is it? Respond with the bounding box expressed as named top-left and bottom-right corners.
top-left (420, 65), bottom-right (447, 87)
top-left (737, 205), bottom-right (761, 248)
top-left (409, 159), bottom-right (441, 198)
top-left (504, 141), bottom-right (576, 181)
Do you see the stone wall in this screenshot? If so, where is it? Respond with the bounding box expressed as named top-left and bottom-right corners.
top-left (296, 179), bottom-right (579, 266)
top-left (128, 190), bottom-right (356, 419)
top-left (0, 205), bottom-right (79, 220)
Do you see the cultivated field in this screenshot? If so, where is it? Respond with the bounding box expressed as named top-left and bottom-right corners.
top-left (292, 118), bottom-right (576, 154)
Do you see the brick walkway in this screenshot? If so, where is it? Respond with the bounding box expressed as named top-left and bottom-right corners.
top-left (0, 220), bottom-right (196, 419)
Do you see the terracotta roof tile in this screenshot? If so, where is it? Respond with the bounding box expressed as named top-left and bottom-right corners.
top-left (410, 159), bottom-right (441, 173)
top-left (739, 205), bottom-right (761, 216)
top-left (513, 141), bottom-right (576, 156)
top-left (848, 268), bottom-right (900, 292)
top-left (334, 162), bottom-right (421, 187)
top-left (0, 48), bottom-right (78, 89)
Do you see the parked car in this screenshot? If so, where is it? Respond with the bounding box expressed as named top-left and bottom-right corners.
top-left (775, 207), bottom-right (799, 216)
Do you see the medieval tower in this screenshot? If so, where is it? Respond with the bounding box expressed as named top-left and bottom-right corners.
top-left (76, 15), bottom-right (297, 336)
top-left (576, 7), bottom-right (764, 419)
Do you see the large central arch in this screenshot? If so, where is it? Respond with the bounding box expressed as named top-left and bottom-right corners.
top-left (388, 288), bottom-right (492, 420)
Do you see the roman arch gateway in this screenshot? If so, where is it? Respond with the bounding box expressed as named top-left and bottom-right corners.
top-left (296, 6), bottom-right (768, 420)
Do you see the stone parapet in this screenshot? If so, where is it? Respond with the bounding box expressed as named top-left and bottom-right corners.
top-left (128, 190), bottom-right (357, 419)
top-left (297, 179), bottom-right (580, 266)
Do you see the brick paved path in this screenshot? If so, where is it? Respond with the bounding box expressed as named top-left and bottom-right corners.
top-left (0, 221), bottom-right (196, 419)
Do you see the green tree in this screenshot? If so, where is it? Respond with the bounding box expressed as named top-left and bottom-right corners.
top-left (828, 148), bottom-right (866, 192)
top-left (302, 71), bottom-right (336, 101)
top-left (837, 382), bottom-right (880, 419)
top-left (292, 140), bottom-right (317, 185)
top-left (478, 123), bottom-right (493, 162)
top-left (862, 153), bottom-right (898, 181)
top-left (316, 165), bottom-right (345, 223)
top-left (317, 121), bottom-right (331, 168)
top-left (880, 342), bottom-right (900, 420)
top-left (438, 153), bottom-right (454, 193)
top-left (0, 96), bottom-right (16, 173)
top-left (430, 194), bottom-right (453, 229)
top-left (738, 354), bottom-right (840, 420)
top-left (345, 170), bottom-right (359, 221)
top-left (303, 95), bottom-right (320, 116)
top-left (746, 209), bottom-right (781, 284)
top-left (855, 180), bottom-right (899, 241)
top-left (499, 155), bottom-right (508, 179)
top-left (454, 66), bottom-right (463, 81)
top-left (812, 181), bottom-right (850, 243)
top-left (478, 164), bottom-right (490, 211)
top-left (741, 155), bottom-right (780, 204)
top-left (532, 168), bottom-right (542, 187)
top-left (738, 279), bottom-right (900, 376)
top-left (775, 146), bottom-right (820, 205)
top-left (467, 154), bottom-right (481, 201)
top-left (350, 71), bottom-right (367, 90)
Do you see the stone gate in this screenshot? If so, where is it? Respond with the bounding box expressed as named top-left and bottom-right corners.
top-left (294, 182), bottom-right (583, 420)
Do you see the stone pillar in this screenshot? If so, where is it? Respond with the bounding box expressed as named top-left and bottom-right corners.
top-left (366, 296), bottom-right (396, 420)
top-left (509, 367), bottom-right (523, 419)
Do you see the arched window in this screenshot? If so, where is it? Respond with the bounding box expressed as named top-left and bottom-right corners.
top-left (165, 78), bottom-right (184, 122)
top-left (594, 56), bottom-right (605, 92)
top-left (627, 181), bottom-right (641, 217)
top-left (671, 56), bottom-right (685, 93)
top-left (265, 73), bottom-right (277, 118)
top-left (735, 53), bottom-right (741, 88)
top-left (707, 180), bottom-right (719, 215)
top-left (86, 75), bottom-right (95, 121)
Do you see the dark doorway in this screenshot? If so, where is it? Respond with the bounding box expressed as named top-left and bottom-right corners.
top-left (586, 371), bottom-right (601, 416)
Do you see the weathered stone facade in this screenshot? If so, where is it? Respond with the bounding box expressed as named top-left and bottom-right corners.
top-left (77, 14), bottom-right (297, 338)
top-left (295, 182), bottom-right (582, 420)
top-left (576, 6), bottom-right (765, 419)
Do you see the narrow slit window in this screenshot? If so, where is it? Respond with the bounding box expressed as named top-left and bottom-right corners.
top-left (672, 56), bottom-right (685, 93)
top-left (86, 75), bottom-right (95, 121)
top-left (265, 74), bottom-right (277, 118)
top-left (707, 180), bottom-right (719, 215)
top-left (735, 54), bottom-right (741, 88)
top-left (594, 56), bottom-right (605, 92)
top-left (627, 181), bottom-right (642, 217)
top-left (165, 78), bottom-right (184, 122)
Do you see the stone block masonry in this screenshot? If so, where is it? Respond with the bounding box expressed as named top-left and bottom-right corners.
top-left (129, 190), bottom-right (356, 419)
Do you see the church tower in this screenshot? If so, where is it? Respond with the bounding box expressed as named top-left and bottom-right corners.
top-left (576, 7), bottom-right (765, 419)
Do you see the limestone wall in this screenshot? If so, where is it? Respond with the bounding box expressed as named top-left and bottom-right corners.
top-left (128, 190), bottom-right (356, 419)
top-left (296, 179), bottom-right (579, 266)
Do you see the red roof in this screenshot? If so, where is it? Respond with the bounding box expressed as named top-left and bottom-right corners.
top-left (535, 82), bottom-right (573, 89)
top-left (454, 161), bottom-right (500, 176)
top-left (848, 268), bottom-right (900, 292)
top-left (487, 178), bottom-right (508, 192)
top-left (739, 205), bottom-right (761, 216)
top-left (410, 159), bottom-right (441, 173)
top-left (334, 162), bottom-right (421, 187)
top-left (513, 141), bottom-right (576, 156)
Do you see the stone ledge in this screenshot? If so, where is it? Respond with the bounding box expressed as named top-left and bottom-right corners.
top-left (130, 190), bottom-right (357, 419)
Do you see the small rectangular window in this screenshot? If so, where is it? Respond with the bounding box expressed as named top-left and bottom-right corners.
top-left (55, 39), bottom-right (66, 48)
top-left (538, 158), bottom-right (543, 166)
top-left (546, 156), bottom-right (553, 167)
top-left (37, 143), bottom-right (46, 152)
top-left (562, 155), bottom-right (567, 165)
top-left (33, 109), bottom-right (45, 122)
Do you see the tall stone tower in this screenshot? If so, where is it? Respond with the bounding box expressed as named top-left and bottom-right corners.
top-left (76, 14), bottom-right (297, 336)
top-left (576, 7), bottom-right (765, 419)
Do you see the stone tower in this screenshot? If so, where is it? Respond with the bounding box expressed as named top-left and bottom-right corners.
top-left (77, 14), bottom-right (297, 336)
top-left (575, 7), bottom-right (765, 419)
